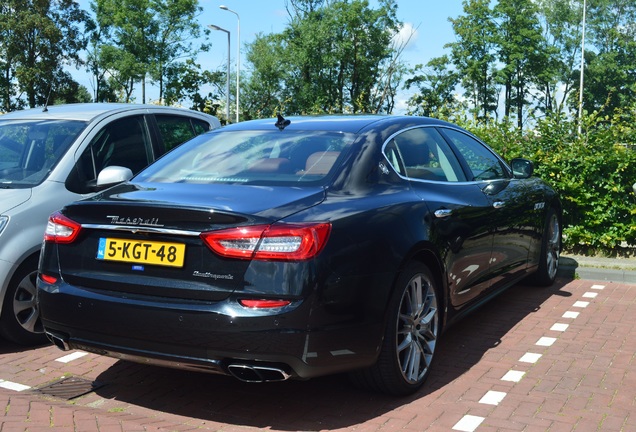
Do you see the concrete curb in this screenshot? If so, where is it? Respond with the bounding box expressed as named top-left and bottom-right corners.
top-left (558, 255), bottom-right (636, 284)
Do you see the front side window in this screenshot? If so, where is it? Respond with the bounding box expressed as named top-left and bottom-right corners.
top-left (442, 128), bottom-right (509, 181)
top-left (136, 130), bottom-right (355, 184)
top-left (68, 116), bottom-right (152, 194)
top-left (383, 127), bottom-right (467, 182)
top-left (0, 119), bottom-right (86, 187)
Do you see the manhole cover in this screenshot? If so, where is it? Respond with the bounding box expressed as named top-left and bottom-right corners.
top-left (35, 376), bottom-right (104, 400)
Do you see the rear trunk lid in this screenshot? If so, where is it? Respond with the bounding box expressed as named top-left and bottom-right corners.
top-left (56, 182), bottom-right (325, 301)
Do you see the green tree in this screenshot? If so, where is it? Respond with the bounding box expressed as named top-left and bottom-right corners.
top-left (163, 59), bottom-right (225, 114)
top-left (243, 0), bottom-right (402, 116)
top-left (447, 0), bottom-right (499, 122)
top-left (405, 56), bottom-right (460, 118)
top-left (580, 0), bottom-right (636, 116)
top-left (147, 0), bottom-right (209, 103)
top-left (494, 0), bottom-right (547, 128)
top-left (0, 0), bottom-right (88, 109)
top-left (534, 0), bottom-right (583, 115)
top-left (242, 33), bottom-right (286, 119)
top-left (93, 0), bottom-right (207, 104)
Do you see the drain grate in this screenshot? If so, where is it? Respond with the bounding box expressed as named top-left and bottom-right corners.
top-left (35, 376), bottom-right (104, 400)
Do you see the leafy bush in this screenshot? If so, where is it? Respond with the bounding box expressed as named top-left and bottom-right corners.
top-left (460, 108), bottom-right (636, 253)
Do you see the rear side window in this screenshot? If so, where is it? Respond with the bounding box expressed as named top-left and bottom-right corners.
top-left (383, 127), bottom-right (467, 182)
top-left (442, 128), bottom-right (509, 181)
top-left (155, 115), bottom-right (210, 152)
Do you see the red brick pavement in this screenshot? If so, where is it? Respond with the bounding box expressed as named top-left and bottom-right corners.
top-left (0, 277), bottom-right (634, 431)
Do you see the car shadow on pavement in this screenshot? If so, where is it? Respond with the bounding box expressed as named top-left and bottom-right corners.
top-left (92, 277), bottom-right (573, 431)
top-left (0, 339), bottom-right (51, 355)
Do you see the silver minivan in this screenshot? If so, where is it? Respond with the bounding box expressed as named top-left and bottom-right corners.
top-left (0, 103), bottom-right (220, 344)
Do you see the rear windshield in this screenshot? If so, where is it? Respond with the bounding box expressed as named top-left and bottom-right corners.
top-left (0, 119), bottom-right (87, 187)
top-left (136, 130), bottom-right (356, 184)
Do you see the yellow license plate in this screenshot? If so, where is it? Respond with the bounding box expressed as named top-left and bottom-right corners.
top-left (96, 238), bottom-right (186, 268)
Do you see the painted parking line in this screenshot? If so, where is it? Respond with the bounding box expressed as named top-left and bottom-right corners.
top-left (501, 370), bottom-right (525, 382)
top-left (479, 390), bottom-right (507, 406)
top-left (550, 323), bottom-right (569, 331)
top-left (0, 380), bottom-right (30, 391)
top-left (55, 351), bottom-right (88, 363)
top-left (519, 352), bottom-right (542, 363)
top-left (454, 282), bottom-right (607, 430)
top-left (453, 414), bottom-right (485, 432)
top-left (536, 336), bottom-right (556, 346)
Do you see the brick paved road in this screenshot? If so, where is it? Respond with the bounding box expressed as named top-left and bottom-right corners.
top-left (1, 277), bottom-right (634, 431)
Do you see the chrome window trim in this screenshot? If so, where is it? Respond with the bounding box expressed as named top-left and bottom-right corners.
top-left (381, 125), bottom-right (474, 185)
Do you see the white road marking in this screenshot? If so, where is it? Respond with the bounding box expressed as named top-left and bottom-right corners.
top-left (519, 353), bottom-right (542, 363)
top-left (0, 380), bottom-right (30, 392)
top-left (453, 415), bottom-right (485, 432)
top-left (536, 337), bottom-right (556, 346)
top-left (55, 351), bottom-right (88, 363)
top-left (550, 323), bottom-right (569, 332)
top-left (501, 370), bottom-right (525, 382)
top-left (479, 390), bottom-right (507, 406)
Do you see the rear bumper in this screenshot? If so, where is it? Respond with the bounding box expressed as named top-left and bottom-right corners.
top-left (37, 277), bottom-right (382, 380)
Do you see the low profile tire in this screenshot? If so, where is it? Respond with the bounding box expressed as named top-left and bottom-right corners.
top-left (0, 256), bottom-right (48, 345)
top-left (531, 208), bottom-right (561, 286)
top-left (350, 262), bottom-right (441, 396)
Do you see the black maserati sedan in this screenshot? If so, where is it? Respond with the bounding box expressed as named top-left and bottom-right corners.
top-left (37, 115), bottom-right (561, 395)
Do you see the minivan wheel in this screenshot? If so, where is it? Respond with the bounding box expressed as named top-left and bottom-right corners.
top-left (350, 262), bottom-right (440, 395)
top-left (0, 257), bottom-right (47, 345)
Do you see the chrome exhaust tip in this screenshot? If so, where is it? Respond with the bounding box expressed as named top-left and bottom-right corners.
top-left (45, 331), bottom-right (71, 351)
top-left (227, 364), bottom-right (291, 383)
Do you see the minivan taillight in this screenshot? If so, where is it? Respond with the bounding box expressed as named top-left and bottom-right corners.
top-left (44, 211), bottom-right (82, 244)
top-left (201, 222), bottom-right (331, 261)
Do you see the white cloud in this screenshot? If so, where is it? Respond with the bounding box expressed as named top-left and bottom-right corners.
top-left (393, 22), bottom-right (419, 52)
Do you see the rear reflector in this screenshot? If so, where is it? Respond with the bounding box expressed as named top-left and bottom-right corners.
top-left (201, 222), bottom-right (331, 261)
top-left (239, 299), bottom-right (292, 309)
top-left (40, 274), bottom-right (58, 285)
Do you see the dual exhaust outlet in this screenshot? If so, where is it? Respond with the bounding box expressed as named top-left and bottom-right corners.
top-left (46, 331), bottom-right (291, 383)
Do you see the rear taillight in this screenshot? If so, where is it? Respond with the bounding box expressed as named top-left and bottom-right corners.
top-left (44, 211), bottom-right (81, 244)
top-left (201, 222), bottom-right (331, 261)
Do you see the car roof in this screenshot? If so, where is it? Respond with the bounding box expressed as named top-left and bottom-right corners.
top-left (0, 103), bottom-right (216, 123)
top-left (221, 114), bottom-right (452, 134)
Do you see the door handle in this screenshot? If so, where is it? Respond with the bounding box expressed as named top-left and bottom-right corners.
top-left (434, 209), bottom-right (453, 218)
top-left (493, 201), bottom-right (505, 209)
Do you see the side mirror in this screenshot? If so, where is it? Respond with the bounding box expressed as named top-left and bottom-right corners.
top-left (511, 158), bottom-right (534, 179)
top-left (96, 166), bottom-right (133, 190)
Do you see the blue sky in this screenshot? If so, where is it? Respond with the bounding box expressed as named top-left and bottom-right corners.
top-left (75, 0), bottom-right (466, 111)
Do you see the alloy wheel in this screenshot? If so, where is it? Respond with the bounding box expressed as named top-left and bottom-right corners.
top-left (12, 270), bottom-right (43, 334)
top-left (395, 272), bottom-right (439, 384)
top-left (545, 213), bottom-right (561, 281)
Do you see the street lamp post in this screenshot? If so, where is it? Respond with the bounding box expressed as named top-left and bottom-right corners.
top-left (578, 0), bottom-right (587, 135)
top-left (208, 24), bottom-right (231, 124)
top-left (220, 5), bottom-right (240, 123)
